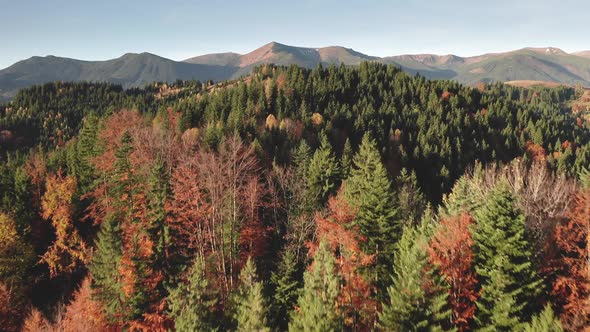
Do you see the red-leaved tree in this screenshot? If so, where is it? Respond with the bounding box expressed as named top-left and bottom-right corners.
top-left (428, 213), bottom-right (478, 331)
top-left (57, 277), bottom-right (108, 332)
top-left (310, 190), bottom-right (376, 331)
top-left (546, 186), bottom-right (590, 330)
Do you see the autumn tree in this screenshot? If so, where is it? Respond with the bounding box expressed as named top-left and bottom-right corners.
top-left (21, 308), bottom-right (52, 332)
top-left (0, 212), bottom-right (34, 286)
top-left (193, 134), bottom-right (266, 297)
top-left (428, 214), bottom-right (478, 331)
top-left (166, 153), bottom-right (210, 265)
top-left (312, 192), bottom-right (376, 330)
top-left (0, 283), bottom-right (24, 332)
top-left (545, 168), bottom-right (590, 330)
top-left (40, 172), bottom-right (88, 277)
top-left (57, 277), bottom-right (108, 332)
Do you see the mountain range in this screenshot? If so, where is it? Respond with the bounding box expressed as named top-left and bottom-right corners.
top-left (2, 41), bottom-right (590, 101)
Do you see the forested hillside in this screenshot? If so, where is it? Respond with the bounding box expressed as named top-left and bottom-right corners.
top-left (1, 62), bottom-right (590, 331)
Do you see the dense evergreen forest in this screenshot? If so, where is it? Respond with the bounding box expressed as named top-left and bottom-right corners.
top-left (1, 62), bottom-right (589, 331)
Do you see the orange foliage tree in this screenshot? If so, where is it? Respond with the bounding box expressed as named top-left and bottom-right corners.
top-left (310, 190), bottom-right (376, 331)
top-left (41, 172), bottom-right (88, 277)
top-left (168, 134), bottom-right (268, 301)
top-left (0, 283), bottom-right (23, 331)
top-left (57, 277), bottom-right (108, 332)
top-left (428, 213), bottom-right (478, 331)
top-left (546, 183), bottom-right (590, 330)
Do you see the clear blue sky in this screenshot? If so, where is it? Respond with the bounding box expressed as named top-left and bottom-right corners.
top-left (1, 0), bottom-right (589, 69)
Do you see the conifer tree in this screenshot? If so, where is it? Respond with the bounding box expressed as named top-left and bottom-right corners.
top-left (168, 256), bottom-right (218, 332)
top-left (126, 158), bottom-right (173, 328)
top-left (396, 168), bottom-right (427, 226)
top-left (475, 265), bottom-right (521, 331)
top-left (341, 138), bottom-right (353, 178)
top-left (342, 132), bottom-right (398, 292)
top-left (472, 182), bottom-right (541, 329)
top-left (270, 250), bottom-right (301, 330)
top-left (307, 135), bottom-right (341, 205)
top-left (90, 212), bottom-right (124, 323)
top-left (89, 131), bottom-right (135, 323)
top-left (292, 140), bottom-right (312, 180)
top-left (289, 240), bottom-right (342, 332)
top-left (522, 305), bottom-right (563, 332)
top-left (379, 224), bottom-right (452, 331)
top-left (234, 257), bottom-right (270, 332)
top-left (76, 113), bottom-right (100, 192)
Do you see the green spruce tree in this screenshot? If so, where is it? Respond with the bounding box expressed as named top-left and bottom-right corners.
top-left (342, 132), bottom-right (398, 293)
top-left (234, 257), bottom-right (270, 332)
top-left (76, 113), bottom-right (100, 192)
top-left (522, 305), bottom-right (563, 332)
top-left (289, 240), bottom-right (342, 332)
top-left (89, 131), bottom-right (135, 323)
top-left (378, 224), bottom-right (452, 331)
top-left (306, 135), bottom-right (341, 205)
top-left (168, 256), bottom-right (218, 332)
top-left (472, 182), bottom-right (542, 330)
top-left (341, 138), bottom-right (353, 178)
top-left (270, 250), bottom-right (302, 330)
top-left (396, 168), bottom-right (427, 226)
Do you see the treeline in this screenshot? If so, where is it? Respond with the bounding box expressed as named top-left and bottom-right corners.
top-left (0, 62), bottom-right (589, 331)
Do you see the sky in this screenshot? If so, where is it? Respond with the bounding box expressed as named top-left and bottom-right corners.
top-left (1, 0), bottom-right (589, 69)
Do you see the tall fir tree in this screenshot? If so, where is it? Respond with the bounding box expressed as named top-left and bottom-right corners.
top-left (75, 113), bottom-right (100, 192)
top-left (341, 137), bottom-right (353, 179)
top-left (167, 256), bottom-right (218, 332)
top-left (234, 257), bottom-right (270, 332)
top-left (379, 223), bottom-right (452, 332)
top-left (292, 140), bottom-right (312, 180)
top-left (126, 157), bottom-right (174, 328)
top-left (306, 135), bottom-right (341, 205)
top-left (472, 182), bottom-right (542, 330)
top-left (270, 250), bottom-right (302, 330)
top-left (289, 239), bottom-right (342, 332)
top-left (89, 131), bottom-right (136, 324)
top-left (396, 168), bottom-right (427, 226)
top-left (522, 305), bottom-right (563, 332)
top-left (342, 132), bottom-right (399, 294)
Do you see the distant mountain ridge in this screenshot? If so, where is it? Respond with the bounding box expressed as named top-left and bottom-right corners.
top-left (2, 42), bottom-right (590, 101)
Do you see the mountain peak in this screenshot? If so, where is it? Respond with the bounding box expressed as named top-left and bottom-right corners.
top-left (523, 47), bottom-right (568, 56)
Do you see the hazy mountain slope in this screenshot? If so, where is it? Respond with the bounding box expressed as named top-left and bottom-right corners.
top-left (189, 42), bottom-right (378, 78)
top-left (383, 47), bottom-right (590, 86)
top-left (184, 52), bottom-right (241, 66)
top-left (0, 53), bottom-right (236, 101)
top-left (2, 43), bottom-right (590, 102)
top-left (455, 48), bottom-right (590, 85)
top-left (573, 50), bottom-right (590, 59)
